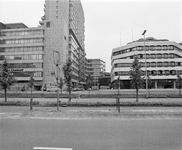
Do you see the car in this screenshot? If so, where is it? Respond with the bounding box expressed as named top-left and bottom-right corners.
top-left (47, 86), bottom-right (58, 92)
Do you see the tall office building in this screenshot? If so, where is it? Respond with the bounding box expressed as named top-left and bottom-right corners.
top-left (111, 37), bottom-right (182, 89)
top-left (40, 0), bottom-right (85, 88)
top-left (0, 0), bottom-right (85, 90)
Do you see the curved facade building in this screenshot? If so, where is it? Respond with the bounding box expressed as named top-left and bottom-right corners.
top-left (111, 37), bottom-right (182, 89)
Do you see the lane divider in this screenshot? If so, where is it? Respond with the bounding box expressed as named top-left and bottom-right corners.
top-left (33, 147), bottom-right (73, 150)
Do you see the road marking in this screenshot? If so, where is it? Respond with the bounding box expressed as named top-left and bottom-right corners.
top-left (33, 147), bottom-right (73, 150)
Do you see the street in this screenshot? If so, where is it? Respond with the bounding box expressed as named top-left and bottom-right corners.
top-left (0, 115), bottom-right (182, 150)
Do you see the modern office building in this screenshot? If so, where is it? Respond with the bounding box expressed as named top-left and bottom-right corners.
top-left (0, 0), bottom-right (85, 90)
top-left (40, 0), bottom-right (85, 88)
top-left (0, 23), bottom-right (44, 90)
top-left (87, 59), bottom-right (106, 86)
top-left (111, 37), bottom-right (182, 89)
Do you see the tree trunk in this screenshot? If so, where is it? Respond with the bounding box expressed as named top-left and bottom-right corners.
top-left (4, 88), bottom-right (7, 102)
top-left (180, 89), bottom-right (181, 96)
top-left (30, 87), bottom-right (33, 111)
top-left (136, 88), bottom-right (139, 102)
top-left (68, 90), bottom-right (71, 102)
top-left (88, 88), bottom-right (90, 96)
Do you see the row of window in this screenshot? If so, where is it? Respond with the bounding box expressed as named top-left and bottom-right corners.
top-left (0, 30), bottom-right (43, 37)
top-left (0, 54), bottom-right (43, 60)
top-left (114, 62), bottom-right (182, 68)
top-left (3, 38), bottom-right (43, 44)
top-left (117, 53), bottom-right (181, 60)
top-left (0, 46), bottom-right (43, 53)
top-left (13, 71), bottom-right (43, 77)
top-left (115, 70), bottom-right (182, 76)
top-left (8, 63), bottom-right (43, 69)
top-left (133, 53), bottom-right (180, 59)
top-left (113, 45), bottom-right (175, 56)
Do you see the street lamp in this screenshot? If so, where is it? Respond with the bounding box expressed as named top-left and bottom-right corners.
top-left (142, 30), bottom-right (148, 99)
top-left (53, 50), bottom-right (61, 111)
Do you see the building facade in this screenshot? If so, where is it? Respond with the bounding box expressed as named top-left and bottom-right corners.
top-left (87, 59), bottom-right (106, 86)
top-left (111, 37), bottom-right (182, 89)
top-left (0, 0), bottom-right (85, 91)
top-left (0, 23), bottom-right (44, 90)
top-left (40, 0), bottom-right (85, 88)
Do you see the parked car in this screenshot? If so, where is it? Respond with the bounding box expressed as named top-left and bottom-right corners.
top-left (47, 86), bottom-right (57, 92)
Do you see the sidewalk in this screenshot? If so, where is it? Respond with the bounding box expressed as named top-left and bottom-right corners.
top-left (0, 97), bottom-right (182, 104)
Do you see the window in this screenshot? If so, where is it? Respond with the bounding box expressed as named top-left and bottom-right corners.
top-left (157, 70), bottom-right (163, 75)
top-left (0, 55), bottom-right (5, 60)
top-left (146, 62), bottom-right (150, 67)
top-left (137, 46), bottom-right (143, 51)
top-left (168, 53), bottom-right (174, 59)
top-left (151, 70), bottom-right (157, 76)
top-left (140, 62), bottom-right (145, 67)
top-left (169, 62), bottom-right (175, 67)
top-left (177, 70), bottom-right (182, 75)
top-left (138, 54), bottom-right (143, 59)
top-left (156, 53), bottom-right (162, 59)
top-left (150, 54), bottom-right (156, 59)
top-left (164, 70), bottom-right (169, 75)
top-left (46, 22), bottom-right (50, 27)
top-left (157, 62), bottom-right (162, 67)
top-left (163, 45), bottom-right (168, 50)
top-left (150, 46), bottom-right (155, 51)
top-left (170, 70), bottom-right (176, 75)
top-left (176, 62), bottom-right (181, 66)
top-left (163, 62), bottom-right (168, 67)
top-left (146, 54), bottom-right (150, 59)
top-left (156, 46), bottom-right (161, 50)
top-left (14, 55), bottom-right (22, 60)
top-left (151, 62), bottom-right (156, 67)
top-left (169, 46), bottom-right (174, 50)
top-left (163, 53), bottom-right (168, 59)
top-left (145, 46), bottom-right (149, 51)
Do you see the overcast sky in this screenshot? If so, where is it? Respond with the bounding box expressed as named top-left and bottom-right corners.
top-left (0, 0), bottom-right (182, 72)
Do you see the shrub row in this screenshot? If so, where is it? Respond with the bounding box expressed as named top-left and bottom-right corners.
top-left (1, 101), bottom-right (182, 107)
top-left (0, 93), bottom-right (181, 98)
top-left (0, 101), bottom-right (39, 106)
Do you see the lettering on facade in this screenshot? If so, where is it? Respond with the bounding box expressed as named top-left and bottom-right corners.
top-left (9, 68), bottom-right (24, 72)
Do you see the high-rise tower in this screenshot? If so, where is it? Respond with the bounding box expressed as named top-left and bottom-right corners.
top-left (40, 0), bottom-right (85, 88)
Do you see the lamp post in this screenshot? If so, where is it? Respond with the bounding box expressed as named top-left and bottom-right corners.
top-left (142, 30), bottom-right (148, 99)
top-left (53, 50), bottom-right (61, 111)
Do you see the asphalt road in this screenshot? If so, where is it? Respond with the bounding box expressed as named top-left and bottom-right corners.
top-left (1, 117), bottom-right (182, 150)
